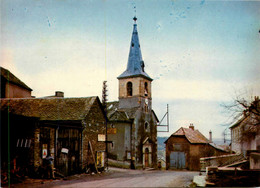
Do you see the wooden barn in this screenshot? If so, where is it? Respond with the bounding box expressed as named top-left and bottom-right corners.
top-left (165, 124), bottom-right (229, 171)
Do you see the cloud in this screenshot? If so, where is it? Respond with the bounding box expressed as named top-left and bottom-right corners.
top-left (153, 78), bottom-right (259, 102)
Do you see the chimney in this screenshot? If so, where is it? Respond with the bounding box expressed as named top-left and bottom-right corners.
top-left (189, 123), bottom-right (194, 130)
top-left (209, 130), bottom-right (212, 143)
top-left (55, 91), bottom-right (64, 98)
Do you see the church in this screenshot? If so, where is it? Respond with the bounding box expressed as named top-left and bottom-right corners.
top-left (107, 17), bottom-right (158, 169)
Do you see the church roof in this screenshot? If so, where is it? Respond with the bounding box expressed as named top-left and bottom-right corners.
top-left (106, 101), bottom-right (138, 121)
top-left (117, 17), bottom-right (152, 81)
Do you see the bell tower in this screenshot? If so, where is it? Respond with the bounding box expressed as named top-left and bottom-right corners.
top-left (117, 17), bottom-right (153, 111)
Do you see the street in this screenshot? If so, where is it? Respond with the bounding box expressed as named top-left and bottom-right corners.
top-left (32, 168), bottom-right (199, 188)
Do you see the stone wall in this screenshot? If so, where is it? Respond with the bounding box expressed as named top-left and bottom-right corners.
top-left (118, 77), bottom-right (152, 99)
top-left (82, 99), bottom-right (106, 170)
top-left (250, 152), bottom-right (260, 169)
top-left (200, 154), bottom-right (243, 171)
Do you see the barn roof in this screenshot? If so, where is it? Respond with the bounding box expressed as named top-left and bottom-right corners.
top-left (1, 67), bottom-right (32, 91)
top-left (165, 127), bottom-right (210, 144)
top-left (0, 96), bottom-right (99, 121)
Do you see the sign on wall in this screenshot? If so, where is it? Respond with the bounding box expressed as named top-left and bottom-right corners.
top-left (61, 148), bottom-right (69, 154)
top-left (98, 134), bottom-right (106, 142)
top-left (107, 128), bottom-right (117, 134)
top-left (42, 144), bottom-right (48, 159)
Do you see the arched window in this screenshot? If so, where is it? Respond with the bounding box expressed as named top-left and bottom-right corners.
top-left (127, 82), bottom-right (133, 96)
top-left (144, 82), bottom-right (148, 97)
top-left (145, 122), bottom-right (149, 131)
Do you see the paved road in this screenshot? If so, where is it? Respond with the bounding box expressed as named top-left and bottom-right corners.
top-left (48, 168), bottom-right (199, 188)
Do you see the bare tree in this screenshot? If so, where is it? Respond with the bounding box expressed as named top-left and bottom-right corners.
top-left (223, 95), bottom-right (260, 126)
top-left (223, 95), bottom-right (260, 149)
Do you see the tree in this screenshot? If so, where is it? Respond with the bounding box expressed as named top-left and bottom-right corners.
top-left (224, 95), bottom-right (260, 152)
top-left (223, 96), bottom-right (260, 127)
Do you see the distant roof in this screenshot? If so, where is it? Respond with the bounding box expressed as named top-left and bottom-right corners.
top-left (209, 143), bottom-right (229, 152)
top-left (0, 97), bottom-right (99, 121)
top-left (117, 18), bottom-right (152, 81)
top-left (1, 67), bottom-right (32, 91)
top-left (165, 127), bottom-right (210, 144)
top-left (106, 101), bottom-right (138, 121)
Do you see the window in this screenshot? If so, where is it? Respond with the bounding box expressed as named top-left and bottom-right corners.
top-left (144, 82), bottom-right (148, 96)
top-left (110, 142), bottom-right (114, 149)
top-left (141, 61), bottom-right (145, 72)
top-left (127, 82), bottom-right (133, 96)
top-left (145, 122), bottom-right (149, 131)
top-left (145, 104), bottom-right (148, 113)
top-left (173, 144), bottom-right (181, 151)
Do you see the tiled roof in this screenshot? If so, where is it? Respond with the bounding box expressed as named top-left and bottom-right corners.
top-left (0, 97), bottom-right (97, 121)
top-left (117, 18), bottom-right (152, 81)
top-left (171, 127), bottom-right (210, 144)
top-left (1, 67), bottom-right (32, 91)
top-left (106, 101), bottom-right (138, 121)
top-left (209, 143), bottom-right (228, 152)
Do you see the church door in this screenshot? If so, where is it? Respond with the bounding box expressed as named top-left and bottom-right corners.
top-left (145, 148), bottom-right (149, 167)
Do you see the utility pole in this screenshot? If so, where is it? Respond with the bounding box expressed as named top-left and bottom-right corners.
top-left (102, 81), bottom-right (108, 171)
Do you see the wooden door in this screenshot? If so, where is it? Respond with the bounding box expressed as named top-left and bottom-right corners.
top-left (170, 151), bottom-right (185, 169)
top-left (145, 148), bottom-right (149, 167)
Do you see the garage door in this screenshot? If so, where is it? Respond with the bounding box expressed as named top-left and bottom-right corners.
top-left (170, 151), bottom-right (185, 169)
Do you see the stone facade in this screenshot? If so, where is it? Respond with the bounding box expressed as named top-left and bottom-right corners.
top-left (82, 99), bottom-right (106, 170)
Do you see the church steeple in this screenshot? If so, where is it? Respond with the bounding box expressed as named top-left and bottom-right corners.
top-left (118, 17), bottom-right (152, 81)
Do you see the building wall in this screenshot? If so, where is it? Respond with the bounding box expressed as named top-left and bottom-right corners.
top-left (4, 82), bottom-right (31, 98)
top-left (231, 124), bottom-right (259, 155)
top-left (165, 136), bottom-right (190, 170)
top-left (189, 144), bottom-right (202, 170)
top-left (118, 77), bottom-right (152, 99)
top-left (107, 121), bottom-right (131, 161)
top-left (250, 152), bottom-right (260, 169)
top-left (231, 126), bottom-right (242, 154)
top-left (134, 109), bottom-right (157, 168)
top-left (82, 99), bottom-right (106, 170)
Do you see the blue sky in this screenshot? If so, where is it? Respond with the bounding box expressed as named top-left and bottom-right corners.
top-left (1, 0), bottom-right (259, 140)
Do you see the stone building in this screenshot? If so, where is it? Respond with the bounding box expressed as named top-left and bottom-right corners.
top-left (107, 17), bottom-right (158, 169)
top-left (165, 124), bottom-right (229, 171)
top-left (1, 96), bottom-right (107, 177)
top-left (0, 66), bottom-right (32, 98)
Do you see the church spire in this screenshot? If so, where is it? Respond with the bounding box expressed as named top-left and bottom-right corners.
top-left (118, 17), bottom-right (152, 81)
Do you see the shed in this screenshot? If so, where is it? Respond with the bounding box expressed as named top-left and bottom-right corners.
top-left (165, 124), bottom-right (229, 171)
